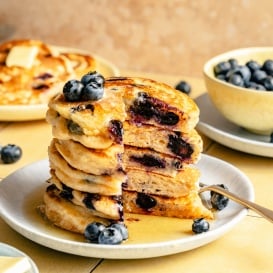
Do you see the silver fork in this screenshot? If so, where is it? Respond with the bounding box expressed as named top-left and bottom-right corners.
top-left (199, 183), bottom-right (273, 223)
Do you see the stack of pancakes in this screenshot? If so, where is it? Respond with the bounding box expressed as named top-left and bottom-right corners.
top-left (43, 76), bottom-right (212, 236)
top-left (44, 84), bottom-right (127, 234)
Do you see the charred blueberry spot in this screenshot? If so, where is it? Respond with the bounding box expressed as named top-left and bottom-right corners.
top-left (35, 72), bottom-right (53, 80)
top-left (60, 184), bottom-right (73, 200)
top-left (130, 154), bottom-right (166, 168)
top-left (136, 192), bottom-right (157, 210)
top-left (108, 120), bottom-right (123, 144)
top-left (167, 134), bottom-right (193, 159)
top-left (67, 120), bottom-right (83, 135)
top-left (173, 160), bottom-right (183, 169)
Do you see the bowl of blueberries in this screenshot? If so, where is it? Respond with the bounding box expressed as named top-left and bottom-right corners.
top-left (203, 47), bottom-right (273, 135)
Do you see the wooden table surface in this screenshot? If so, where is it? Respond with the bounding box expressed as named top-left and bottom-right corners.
top-left (0, 71), bottom-right (272, 273)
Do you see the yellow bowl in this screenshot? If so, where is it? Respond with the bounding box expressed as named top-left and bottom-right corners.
top-left (203, 47), bottom-right (273, 135)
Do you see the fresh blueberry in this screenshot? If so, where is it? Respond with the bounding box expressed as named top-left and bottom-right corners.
top-left (228, 58), bottom-right (239, 69)
top-left (1, 144), bottom-right (22, 164)
top-left (175, 81), bottom-right (191, 94)
top-left (81, 82), bottom-right (104, 101)
top-left (192, 218), bottom-right (210, 234)
top-left (63, 79), bottom-right (84, 102)
top-left (210, 184), bottom-right (229, 211)
top-left (262, 76), bottom-right (273, 91)
top-left (246, 60), bottom-right (261, 72)
top-left (246, 81), bottom-right (266, 91)
top-left (262, 59), bottom-right (273, 76)
top-left (110, 223), bottom-right (128, 240)
top-left (81, 71), bottom-right (105, 87)
top-left (84, 222), bottom-right (106, 243)
top-left (213, 61), bottom-right (231, 76)
top-left (251, 69), bottom-right (267, 84)
top-left (98, 227), bottom-right (123, 245)
top-left (228, 74), bottom-right (244, 87)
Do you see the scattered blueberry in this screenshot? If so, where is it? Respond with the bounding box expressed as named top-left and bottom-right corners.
top-left (98, 227), bottom-right (123, 245)
top-left (0, 144), bottom-right (22, 164)
top-left (84, 222), bottom-right (106, 243)
top-left (62, 71), bottom-right (105, 102)
top-left (192, 218), bottom-right (210, 234)
top-left (110, 223), bottom-right (128, 240)
top-left (175, 81), bottom-right (191, 94)
top-left (84, 221), bottom-right (128, 244)
top-left (210, 184), bottom-right (229, 211)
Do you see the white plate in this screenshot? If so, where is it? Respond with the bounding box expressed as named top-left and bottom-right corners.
top-left (0, 154), bottom-right (254, 259)
top-left (0, 242), bottom-right (39, 273)
top-left (196, 93), bottom-right (273, 157)
top-left (0, 46), bottom-right (120, 122)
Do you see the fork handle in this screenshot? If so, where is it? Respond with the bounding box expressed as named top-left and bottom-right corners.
top-left (199, 185), bottom-right (273, 223)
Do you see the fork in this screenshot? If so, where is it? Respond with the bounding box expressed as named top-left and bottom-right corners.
top-left (199, 183), bottom-right (273, 223)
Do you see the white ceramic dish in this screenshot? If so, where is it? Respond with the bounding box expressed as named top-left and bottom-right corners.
top-left (0, 46), bottom-right (119, 122)
top-left (0, 242), bottom-right (39, 273)
top-left (0, 154), bottom-right (254, 259)
top-left (196, 93), bottom-right (273, 158)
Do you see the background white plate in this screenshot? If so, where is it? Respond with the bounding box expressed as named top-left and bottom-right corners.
top-left (0, 154), bottom-right (254, 259)
top-left (196, 93), bottom-right (273, 157)
top-left (0, 242), bottom-right (39, 273)
top-left (0, 46), bottom-right (120, 122)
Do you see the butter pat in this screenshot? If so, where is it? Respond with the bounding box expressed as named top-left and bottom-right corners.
top-left (0, 256), bottom-right (31, 273)
top-left (6, 45), bottom-right (38, 69)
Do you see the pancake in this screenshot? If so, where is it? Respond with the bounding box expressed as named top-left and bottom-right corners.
top-left (105, 77), bottom-right (199, 132)
top-left (0, 39), bottom-right (96, 105)
top-left (124, 121), bottom-right (202, 162)
top-left (53, 138), bottom-right (123, 175)
top-left (125, 166), bottom-right (200, 198)
top-left (42, 184), bottom-right (111, 234)
top-left (123, 145), bottom-right (184, 177)
top-left (123, 190), bottom-right (213, 219)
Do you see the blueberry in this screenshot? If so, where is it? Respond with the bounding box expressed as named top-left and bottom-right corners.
top-left (251, 69), bottom-right (267, 83)
top-left (63, 79), bottom-right (84, 102)
top-left (81, 71), bottom-right (105, 87)
top-left (84, 222), bottom-right (106, 243)
top-left (214, 61), bottom-right (231, 76)
top-left (175, 81), bottom-right (191, 94)
top-left (246, 60), bottom-right (261, 72)
top-left (192, 218), bottom-right (210, 234)
top-left (98, 227), bottom-right (123, 245)
top-left (136, 192), bottom-right (157, 209)
top-left (226, 65), bottom-right (251, 83)
top-left (1, 144), bottom-right (22, 164)
top-left (210, 184), bottom-right (229, 211)
top-left (262, 59), bottom-right (273, 76)
top-left (262, 76), bottom-right (273, 91)
top-left (67, 120), bottom-right (83, 135)
top-left (81, 82), bottom-right (104, 101)
top-left (228, 74), bottom-right (244, 87)
top-left (228, 58), bottom-right (239, 69)
top-left (246, 81), bottom-right (266, 91)
top-left (110, 223), bottom-right (128, 240)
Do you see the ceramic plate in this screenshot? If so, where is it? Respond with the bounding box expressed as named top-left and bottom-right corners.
top-left (196, 93), bottom-right (273, 157)
top-left (0, 242), bottom-right (39, 273)
top-left (0, 154), bottom-right (254, 259)
top-left (0, 46), bottom-right (119, 122)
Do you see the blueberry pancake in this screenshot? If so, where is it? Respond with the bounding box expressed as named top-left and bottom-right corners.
top-left (47, 88), bottom-right (125, 149)
top-left (53, 138), bottom-right (123, 175)
top-left (42, 184), bottom-right (111, 234)
top-left (125, 166), bottom-right (200, 198)
top-left (124, 121), bottom-right (202, 163)
top-left (123, 190), bottom-right (213, 219)
top-left (0, 39), bottom-right (97, 105)
top-left (123, 145), bottom-right (184, 177)
top-left (105, 77), bottom-right (199, 132)
top-left (48, 142), bottom-right (126, 195)
top-left (52, 181), bottom-right (123, 220)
